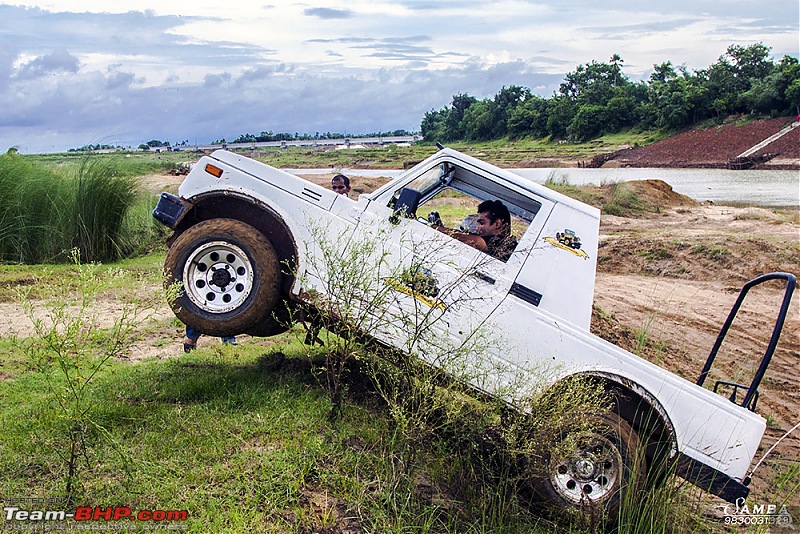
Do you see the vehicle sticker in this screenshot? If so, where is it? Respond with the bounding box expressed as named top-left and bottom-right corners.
top-left (544, 229), bottom-right (589, 259)
top-left (385, 277), bottom-right (447, 311)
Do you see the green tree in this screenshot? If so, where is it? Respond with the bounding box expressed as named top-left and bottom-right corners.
top-left (507, 95), bottom-right (550, 138)
top-left (647, 63), bottom-right (709, 128)
top-left (560, 59), bottom-right (623, 105)
top-left (445, 93), bottom-right (478, 140)
top-left (419, 43), bottom-right (794, 142)
top-left (605, 91), bottom-right (640, 130)
top-left (698, 43), bottom-right (776, 116)
top-left (492, 85), bottom-right (532, 137)
top-left (649, 61), bottom-right (677, 84)
top-left (420, 108), bottom-right (448, 142)
top-left (559, 56), bottom-right (642, 139)
top-left (546, 95), bottom-right (576, 139)
top-left (609, 53), bottom-right (625, 87)
top-left (742, 55), bottom-right (800, 115)
top-left (567, 104), bottom-right (606, 141)
top-left (462, 99), bottom-right (495, 140)
top-left (146, 139), bottom-right (169, 148)
top-left (727, 43), bottom-right (774, 82)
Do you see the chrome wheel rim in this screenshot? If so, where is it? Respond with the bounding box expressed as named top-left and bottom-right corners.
top-left (551, 433), bottom-right (621, 504)
top-left (183, 241), bottom-right (254, 313)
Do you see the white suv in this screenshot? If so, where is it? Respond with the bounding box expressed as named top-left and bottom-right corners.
top-left (153, 147), bottom-right (796, 515)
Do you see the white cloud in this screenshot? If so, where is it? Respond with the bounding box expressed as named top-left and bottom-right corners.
top-left (0, 0), bottom-right (797, 152)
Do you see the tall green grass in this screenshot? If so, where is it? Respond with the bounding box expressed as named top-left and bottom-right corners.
top-left (544, 173), bottom-right (652, 217)
top-left (0, 152), bottom-right (166, 264)
top-left (0, 328), bottom-right (561, 532)
top-left (71, 159), bottom-right (138, 262)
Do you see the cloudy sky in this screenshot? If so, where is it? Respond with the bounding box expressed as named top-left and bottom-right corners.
top-left (1, 1), bottom-right (797, 153)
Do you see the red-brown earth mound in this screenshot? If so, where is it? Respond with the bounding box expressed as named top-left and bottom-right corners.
top-left (615, 116), bottom-right (800, 169)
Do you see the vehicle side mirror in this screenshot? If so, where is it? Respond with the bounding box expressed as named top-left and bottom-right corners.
top-left (439, 163), bottom-right (454, 185)
top-left (390, 187), bottom-right (421, 224)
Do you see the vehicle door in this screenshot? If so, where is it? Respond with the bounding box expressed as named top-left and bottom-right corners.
top-left (359, 158), bottom-right (555, 382)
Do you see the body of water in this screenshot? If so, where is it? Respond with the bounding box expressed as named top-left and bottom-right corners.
top-left (286, 167), bottom-right (800, 208)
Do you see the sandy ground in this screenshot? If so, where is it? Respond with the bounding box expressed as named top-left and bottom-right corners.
top-left (3, 170), bottom-right (799, 513)
top-left (590, 202), bottom-right (800, 507)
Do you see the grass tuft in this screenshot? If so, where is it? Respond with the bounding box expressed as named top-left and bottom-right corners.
top-left (0, 152), bottom-right (167, 264)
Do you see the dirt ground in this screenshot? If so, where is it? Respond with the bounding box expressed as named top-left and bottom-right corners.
top-left (589, 196), bottom-right (800, 510)
top-left (4, 127), bottom-right (799, 514)
top-left (611, 116), bottom-right (800, 169)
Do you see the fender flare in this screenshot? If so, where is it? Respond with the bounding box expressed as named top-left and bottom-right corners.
top-left (576, 370), bottom-right (679, 461)
top-left (174, 191), bottom-right (308, 297)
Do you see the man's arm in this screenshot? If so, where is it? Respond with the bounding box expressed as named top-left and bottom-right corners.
top-left (432, 225), bottom-right (488, 252)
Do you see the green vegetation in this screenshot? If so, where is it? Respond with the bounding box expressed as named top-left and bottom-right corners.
top-left (3, 147), bottom-right (797, 531)
top-left (233, 126), bottom-right (658, 170)
top-left (0, 151), bottom-right (168, 264)
top-left (2, 251), bottom-right (736, 532)
top-left (295, 221), bottom-right (629, 530)
top-left (3, 335), bottom-right (560, 532)
top-left (544, 174), bottom-right (659, 217)
top-left (421, 44), bottom-right (799, 144)
top-left (250, 142), bottom-right (438, 169)
top-left (0, 251), bottom-right (573, 531)
top-left (16, 251), bottom-right (169, 501)
top-left (26, 149), bottom-right (188, 175)
top-left (691, 244), bottom-right (731, 261)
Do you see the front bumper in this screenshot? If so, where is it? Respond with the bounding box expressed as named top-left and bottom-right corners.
top-left (152, 192), bottom-right (189, 230)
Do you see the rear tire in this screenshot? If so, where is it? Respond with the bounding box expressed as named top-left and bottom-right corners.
top-left (532, 412), bottom-right (644, 522)
top-left (164, 219), bottom-right (281, 337)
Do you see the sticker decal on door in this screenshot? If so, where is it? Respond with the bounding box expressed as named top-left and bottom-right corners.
top-left (544, 229), bottom-right (589, 259)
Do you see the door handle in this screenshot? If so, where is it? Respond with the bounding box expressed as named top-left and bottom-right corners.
top-left (473, 270), bottom-right (495, 284)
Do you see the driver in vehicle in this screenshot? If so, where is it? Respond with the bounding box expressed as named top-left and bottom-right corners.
top-left (430, 199), bottom-right (518, 261)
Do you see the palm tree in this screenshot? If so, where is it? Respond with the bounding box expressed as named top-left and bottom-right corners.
top-left (610, 54), bottom-right (624, 87)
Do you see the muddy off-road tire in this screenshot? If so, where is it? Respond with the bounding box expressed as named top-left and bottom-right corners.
top-left (533, 412), bottom-right (644, 521)
top-left (244, 299), bottom-right (295, 337)
top-left (164, 219), bottom-right (280, 337)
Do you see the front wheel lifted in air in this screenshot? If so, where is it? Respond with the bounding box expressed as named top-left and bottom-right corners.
top-left (164, 218), bottom-right (281, 337)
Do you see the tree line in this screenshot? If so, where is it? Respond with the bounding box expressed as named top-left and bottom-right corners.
top-left (226, 129), bottom-right (415, 145)
top-left (421, 43), bottom-right (800, 143)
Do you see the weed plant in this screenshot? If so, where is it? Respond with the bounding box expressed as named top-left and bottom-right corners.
top-left (544, 174), bottom-right (655, 217)
top-left (604, 182), bottom-right (645, 216)
top-left (0, 151), bottom-right (69, 263)
top-left (0, 249), bottom-right (731, 531)
top-left (296, 219), bottom-right (626, 530)
top-left (119, 193), bottom-right (171, 257)
top-left (14, 249), bottom-right (173, 502)
top-left (71, 159), bottom-right (138, 262)
top-left (544, 172), bottom-right (604, 207)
